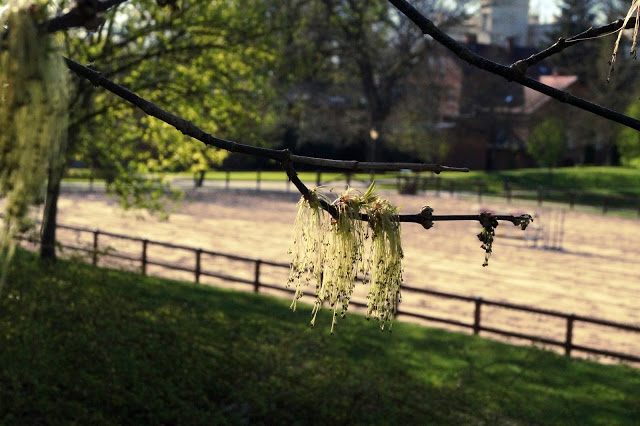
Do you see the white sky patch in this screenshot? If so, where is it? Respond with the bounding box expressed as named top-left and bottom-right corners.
top-left (531, 0), bottom-right (561, 24)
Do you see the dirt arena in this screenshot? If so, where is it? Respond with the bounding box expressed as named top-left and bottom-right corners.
top-left (46, 185), bottom-right (640, 362)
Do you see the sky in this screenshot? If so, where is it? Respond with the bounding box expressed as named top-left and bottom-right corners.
top-left (531, 0), bottom-right (561, 24)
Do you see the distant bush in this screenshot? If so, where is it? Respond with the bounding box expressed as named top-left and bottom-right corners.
top-left (526, 118), bottom-right (566, 170)
top-left (618, 101), bottom-right (640, 167)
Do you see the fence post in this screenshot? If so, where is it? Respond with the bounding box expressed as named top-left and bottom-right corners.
top-left (473, 297), bottom-right (483, 335)
top-left (254, 259), bottom-right (262, 293)
top-left (225, 170), bottom-right (230, 190)
top-left (256, 169), bottom-right (261, 191)
top-left (449, 181), bottom-right (455, 197)
top-left (565, 313), bottom-right (575, 356)
top-left (195, 248), bottom-right (202, 283)
top-left (316, 170), bottom-right (322, 187)
top-left (504, 180), bottom-right (511, 203)
top-left (537, 187), bottom-right (544, 206)
top-left (346, 172), bottom-right (352, 188)
top-left (569, 191), bottom-right (576, 210)
top-left (141, 239), bottom-right (148, 276)
top-left (92, 229), bottom-right (99, 266)
top-left (602, 197), bottom-right (609, 214)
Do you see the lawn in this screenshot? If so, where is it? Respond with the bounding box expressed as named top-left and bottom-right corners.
top-left (1, 250), bottom-right (639, 424)
top-left (66, 166), bottom-right (640, 197)
top-left (64, 168), bottom-right (375, 184)
top-left (435, 166), bottom-right (640, 197)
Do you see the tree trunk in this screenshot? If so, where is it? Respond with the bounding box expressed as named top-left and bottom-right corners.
top-left (40, 168), bottom-right (62, 261)
top-left (40, 131), bottom-right (69, 261)
top-left (194, 170), bottom-right (205, 188)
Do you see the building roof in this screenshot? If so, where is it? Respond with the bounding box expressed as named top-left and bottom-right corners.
top-left (522, 75), bottom-right (579, 113)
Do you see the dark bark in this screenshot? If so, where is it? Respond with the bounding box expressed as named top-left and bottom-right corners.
top-left (40, 168), bottom-right (63, 261)
top-left (194, 170), bottom-right (206, 187)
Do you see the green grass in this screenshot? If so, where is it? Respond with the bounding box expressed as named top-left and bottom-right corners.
top-left (64, 168), bottom-right (375, 184)
top-left (167, 170), bottom-right (375, 183)
top-left (440, 166), bottom-right (640, 196)
top-left (1, 250), bottom-right (639, 424)
top-left (391, 167), bottom-right (640, 212)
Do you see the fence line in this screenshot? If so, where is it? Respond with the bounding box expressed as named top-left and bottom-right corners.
top-left (216, 170), bottom-right (640, 216)
top-left (222, 171), bottom-right (640, 216)
top-left (395, 175), bottom-right (640, 216)
top-left (19, 221), bottom-right (640, 364)
top-left (64, 170), bottom-right (640, 216)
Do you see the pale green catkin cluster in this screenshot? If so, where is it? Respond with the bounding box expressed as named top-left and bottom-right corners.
top-left (288, 185), bottom-right (404, 333)
top-left (364, 198), bottom-right (403, 330)
top-left (0, 2), bottom-right (69, 285)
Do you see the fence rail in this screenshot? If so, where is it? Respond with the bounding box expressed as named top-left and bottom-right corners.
top-left (396, 175), bottom-right (640, 216)
top-left (63, 170), bottom-right (640, 216)
top-left (19, 221), bottom-right (640, 365)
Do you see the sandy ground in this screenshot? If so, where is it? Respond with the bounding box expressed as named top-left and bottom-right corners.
top-left (32, 185), bottom-right (640, 362)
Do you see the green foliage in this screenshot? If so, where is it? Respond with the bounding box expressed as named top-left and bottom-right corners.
top-left (64, 0), bottom-right (277, 211)
top-left (526, 118), bottom-right (566, 169)
top-left (289, 184), bottom-right (404, 332)
top-left (2, 249), bottom-right (640, 424)
top-left (618, 101), bottom-right (640, 167)
top-left (0, 2), bottom-right (68, 282)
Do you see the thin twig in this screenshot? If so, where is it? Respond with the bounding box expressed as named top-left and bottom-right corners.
top-left (387, 0), bottom-right (640, 132)
top-left (511, 17), bottom-right (638, 73)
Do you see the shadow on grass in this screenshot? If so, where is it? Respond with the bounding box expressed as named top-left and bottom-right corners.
top-left (1, 250), bottom-right (638, 425)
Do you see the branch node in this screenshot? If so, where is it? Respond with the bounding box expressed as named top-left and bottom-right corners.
top-left (83, 63), bottom-right (102, 87)
top-left (514, 214), bottom-right (534, 230)
top-left (417, 205), bottom-right (434, 229)
top-left (510, 60), bottom-right (528, 74)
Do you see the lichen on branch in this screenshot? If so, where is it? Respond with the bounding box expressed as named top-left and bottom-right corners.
top-left (0, 2), bottom-right (69, 286)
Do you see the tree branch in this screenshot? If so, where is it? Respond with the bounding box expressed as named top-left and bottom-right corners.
top-left (64, 56), bottom-right (530, 230)
top-left (63, 57), bottom-right (469, 173)
top-left (511, 17), bottom-right (638, 73)
top-left (387, 0), bottom-right (640, 132)
top-left (38, 0), bottom-right (129, 33)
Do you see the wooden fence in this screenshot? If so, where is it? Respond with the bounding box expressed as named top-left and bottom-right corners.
top-left (396, 175), bottom-right (640, 216)
top-left (23, 221), bottom-right (640, 365)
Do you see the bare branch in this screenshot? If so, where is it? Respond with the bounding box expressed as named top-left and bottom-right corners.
top-left (64, 57), bottom-right (531, 230)
top-left (512, 17), bottom-right (639, 73)
top-left (387, 0), bottom-right (640, 132)
top-left (63, 57), bottom-right (469, 173)
top-left (38, 0), bottom-right (129, 33)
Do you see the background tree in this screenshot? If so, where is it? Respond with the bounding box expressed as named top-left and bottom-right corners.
top-left (526, 118), bottom-right (566, 170)
top-left (547, 0), bottom-right (636, 165)
top-left (40, 0), bottom-right (279, 259)
top-left (618, 100), bottom-right (640, 167)
top-left (268, 0), bottom-right (471, 162)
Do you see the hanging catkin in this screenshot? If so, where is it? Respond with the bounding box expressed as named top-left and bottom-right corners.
top-left (0, 2), bottom-right (69, 286)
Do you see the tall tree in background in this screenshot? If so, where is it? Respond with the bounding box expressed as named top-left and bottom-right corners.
top-left (40, 0), bottom-right (279, 259)
top-left (547, 0), bottom-right (635, 165)
top-left (547, 0), bottom-right (599, 80)
top-left (269, 0), bottom-right (470, 162)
